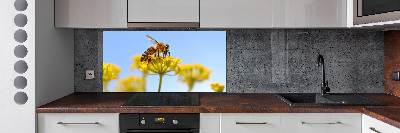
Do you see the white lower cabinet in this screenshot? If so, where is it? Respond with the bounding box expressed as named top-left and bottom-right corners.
top-left (221, 113), bottom-right (281, 133)
top-left (362, 114), bottom-right (400, 133)
top-left (221, 113), bottom-right (280, 133)
top-left (38, 113), bottom-right (400, 133)
top-left (281, 113), bottom-right (361, 133)
top-left (200, 113), bottom-right (220, 133)
top-left (38, 113), bottom-right (119, 133)
top-left (203, 113), bottom-right (362, 133)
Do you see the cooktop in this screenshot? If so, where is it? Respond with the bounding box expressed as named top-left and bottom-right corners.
top-left (121, 93), bottom-right (200, 107)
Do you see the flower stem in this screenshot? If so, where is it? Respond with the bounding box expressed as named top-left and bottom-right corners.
top-left (158, 74), bottom-right (164, 92)
top-left (103, 82), bottom-right (109, 92)
top-left (188, 81), bottom-right (194, 92)
top-left (142, 72), bottom-right (147, 92)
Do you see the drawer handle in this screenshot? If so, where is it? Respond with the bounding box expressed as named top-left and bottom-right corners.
top-left (301, 122), bottom-right (342, 125)
top-left (236, 122), bottom-right (267, 124)
top-left (369, 127), bottom-right (382, 133)
top-left (57, 122), bottom-right (99, 125)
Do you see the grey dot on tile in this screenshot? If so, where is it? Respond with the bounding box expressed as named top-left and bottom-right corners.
top-left (14, 14), bottom-right (27, 27)
top-left (14, 45), bottom-right (27, 58)
top-left (14, 92), bottom-right (28, 105)
top-left (14, 60), bottom-right (28, 74)
top-left (14, 76), bottom-right (27, 89)
top-left (14, 0), bottom-right (28, 11)
top-left (14, 29), bottom-right (27, 43)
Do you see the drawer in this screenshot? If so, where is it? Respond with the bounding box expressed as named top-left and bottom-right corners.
top-left (362, 114), bottom-right (400, 133)
top-left (281, 113), bottom-right (361, 133)
top-left (220, 113), bottom-right (281, 133)
top-left (297, 113), bottom-right (361, 133)
top-left (38, 113), bottom-right (119, 133)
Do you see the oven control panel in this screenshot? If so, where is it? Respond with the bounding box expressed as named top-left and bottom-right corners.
top-left (120, 113), bottom-right (199, 130)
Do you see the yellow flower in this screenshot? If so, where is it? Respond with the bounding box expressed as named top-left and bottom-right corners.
top-left (114, 76), bottom-right (145, 92)
top-left (210, 82), bottom-right (225, 92)
top-left (140, 56), bottom-right (182, 92)
top-left (103, 63), bottom-right (121, 92)
top-left (103, 63), bottom-right (121, 83)
top-left (131, 54), bottom-right (149, 90)
top-left (178, 64), bottom-right (212, 92)
top-left (140, 56), bottom-right (181, 76)
top-left (131, 55), bottom-right (143, 70)
top-left (131, 55), bottom-right (150, 74)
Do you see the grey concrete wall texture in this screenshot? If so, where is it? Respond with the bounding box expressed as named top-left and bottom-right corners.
top-left (75, 29), bottom-right (103, 92)
top-left (74, 29), bottom-right (384, 93)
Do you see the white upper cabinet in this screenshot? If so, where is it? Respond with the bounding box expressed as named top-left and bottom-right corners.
top-left (200, 0), bottom-right (273, 28)
top-left (54, 0), bottom-right (350, 28)
top-left (55, 0), bottom-right (127, 28)
top-left (201, 0), bottom-right (349, 28)
top-left (128, 0), bottom-right (199, 23)
top-left (273, 0), bottom-right (348, 28)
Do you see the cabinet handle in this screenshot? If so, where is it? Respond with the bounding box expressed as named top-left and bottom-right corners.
top-left (301, 122), bottom-right (342, 125)
top-left (369, 127), bottom-right (382, 133)
top-left (57, 122), bottom-right (99, 125)
top-left (236, 122), bottom-right (267, 124)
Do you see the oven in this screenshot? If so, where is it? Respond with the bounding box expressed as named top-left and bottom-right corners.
top-left (120, 114), bottom-right (199, 133)
top-left (354, 0), bottom-right (400, 25)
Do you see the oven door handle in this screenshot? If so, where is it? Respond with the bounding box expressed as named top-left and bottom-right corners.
top-left (126, 129), bottom-right (198, 132)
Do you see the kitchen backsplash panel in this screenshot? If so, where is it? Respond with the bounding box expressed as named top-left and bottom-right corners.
top-left (75, 29), bottom-right (103, 92)
top-left (75, 29), bottom-right (384, 93)
top-left (384, 31), bottom-right (400, 96)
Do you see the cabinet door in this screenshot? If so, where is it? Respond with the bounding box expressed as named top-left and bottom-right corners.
top-left (362, 114), bottom-right (400, 133)
top-left (200, 113), bottom-right (220, 133)
top-left (38, 113), bottom-right (119, 133)
top-left (281, 113), bottom-right (361, 133)
top-left (220, 113), bottom-right (280, 133)
top-left (312, 0), bottom-right (347, 27)
top-left (128, 0), bottom-right (199, 22)
top-left (55, 0), bottom-right (127, 28)
top-left (273, 0), bottom-right (347, 28)
top-left (200, 0), bottom-right (273, 28)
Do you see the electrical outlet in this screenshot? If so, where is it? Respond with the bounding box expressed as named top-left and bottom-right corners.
top-left (86, 70), bottom-right (95, 79)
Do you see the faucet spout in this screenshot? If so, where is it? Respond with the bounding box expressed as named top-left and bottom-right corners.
top-left (317, 54), bottom-right (330, 95)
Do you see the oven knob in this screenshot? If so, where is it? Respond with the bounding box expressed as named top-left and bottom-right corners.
top-left (141, 120), bottom-right (146, 125)
top-left (173, 119), bottom-right (178, 125)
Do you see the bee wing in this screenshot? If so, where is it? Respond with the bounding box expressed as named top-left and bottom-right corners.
top-left (146, 35), bottom-right (158, 44)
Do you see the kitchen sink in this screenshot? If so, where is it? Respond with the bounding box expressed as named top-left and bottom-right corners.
top-left (275, 93), bottom-right (385, 106)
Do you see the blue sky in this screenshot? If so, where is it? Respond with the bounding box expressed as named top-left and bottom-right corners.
top-left (103, 31), bottom-right (226, 92)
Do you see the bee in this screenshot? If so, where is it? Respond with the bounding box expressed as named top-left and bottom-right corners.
top-left (140, 46), bottom-right (157, 64)
top-left (140, 35), bottom-right (170, 64)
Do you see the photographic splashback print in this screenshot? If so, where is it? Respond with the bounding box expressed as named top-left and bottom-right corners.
top-left (103, 31), bottom-right (226, 92)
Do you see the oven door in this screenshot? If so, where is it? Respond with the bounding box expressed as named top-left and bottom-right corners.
top-left (125, 129), bottom-right (199, 133)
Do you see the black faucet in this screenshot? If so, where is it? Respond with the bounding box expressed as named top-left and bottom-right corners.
top-left (317, 54), bottom-right (330, 95)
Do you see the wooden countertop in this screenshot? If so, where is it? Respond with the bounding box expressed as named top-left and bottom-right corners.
top-left (37, 92), bottom-right (400, 128)
top-left (363, 107), bottom-right (400, 129)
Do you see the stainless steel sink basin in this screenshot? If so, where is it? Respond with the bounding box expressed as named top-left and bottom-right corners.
top-left (275, 93), bottom-right (385, 106)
